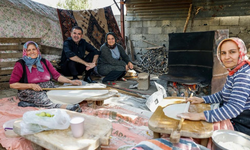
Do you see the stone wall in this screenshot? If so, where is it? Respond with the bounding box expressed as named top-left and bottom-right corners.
top-left (115, 15), bottom-right (250, 56)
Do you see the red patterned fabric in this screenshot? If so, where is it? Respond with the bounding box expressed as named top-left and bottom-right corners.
top-left (57, 6), bottom-right (124, 49)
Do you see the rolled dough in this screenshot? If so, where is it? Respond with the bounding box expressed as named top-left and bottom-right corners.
top-left (163, 103), bottom-right (189, 120)
top-left (47, 85), bottom-right (109, 104)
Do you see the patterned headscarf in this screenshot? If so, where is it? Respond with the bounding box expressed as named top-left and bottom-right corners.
top-left (23, 41), bottom-right (42, 57)
top-left (217, 38), bottom-right (250, 75)
top-left (22, 41), bottom-right (44, 73)
top-left (105, 32), bottom-right (117, 49)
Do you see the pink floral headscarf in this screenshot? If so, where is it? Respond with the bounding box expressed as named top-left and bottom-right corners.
top-left (217, 37), bottom-right (250, 75)
top-left (22, 41), bottom-right (44, 73)
top-left (22, 41), bottom-right (41, 57)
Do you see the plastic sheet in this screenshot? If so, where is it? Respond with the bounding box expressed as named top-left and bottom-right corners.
top-left (20, 109), bottom-right (70, 135)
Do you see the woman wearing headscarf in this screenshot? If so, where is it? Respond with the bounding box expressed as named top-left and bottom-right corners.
top-left (9, 41), bottom-right (82, 112)
top-left (97, 32), bottom-right (133, 83)
top-left (178, 38), bottom-right (250, 135)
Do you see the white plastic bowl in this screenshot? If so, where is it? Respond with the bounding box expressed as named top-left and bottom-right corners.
top-left (3, 119), bottom-right (20, 137)
top-left (212, 130), bottom-right (250, 150)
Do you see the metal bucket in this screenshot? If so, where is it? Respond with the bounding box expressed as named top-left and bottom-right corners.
top-left (212, 130), bottom-right (250, 150)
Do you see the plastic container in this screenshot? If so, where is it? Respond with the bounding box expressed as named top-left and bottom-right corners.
top-left (212, 130), bottom-right (250, 150)
top-left (3, 119), bottom-right (20, 138)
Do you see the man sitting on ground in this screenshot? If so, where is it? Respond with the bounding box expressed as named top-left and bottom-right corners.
top-left (59, 26), bottom-right (100, 83)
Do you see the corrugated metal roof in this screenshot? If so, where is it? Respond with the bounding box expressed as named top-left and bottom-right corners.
top-left (125, 0), bottom-right (250, 21)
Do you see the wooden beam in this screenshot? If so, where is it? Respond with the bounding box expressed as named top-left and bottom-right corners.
top-left (127, 7), bottom-right (189, 12)
top-left (126, 0), bottom-right (191, 4)
top-left (0, 62), bottom-right (16, 68)
top-left (0, 82), bottom-right (10, 89)
top-left (120, 0), bottom-right (125, 47)
top-left (127, 11), bottom-right (188, 16)
top-left (127, 3), bottom-right (190, 8)
top-left (0, 70), bottom-right (13, 75)
top-left (40, 45), bottom-right (62, 55)
top-left (0, 38), bottom-right (41, 44)
top-left (0, 53), bottom-right (22, 59)
top-left (0, 76), bottom-right (10, 82)
top-left (0, 45), bottom-right (22, 51)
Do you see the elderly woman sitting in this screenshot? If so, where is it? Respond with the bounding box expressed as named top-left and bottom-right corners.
top-left (97, 32), bottom-right (133, 84)
top-left (9, 41), bottom-right (82, 112)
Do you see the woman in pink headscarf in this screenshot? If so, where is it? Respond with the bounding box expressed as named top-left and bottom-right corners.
top-left (178, 38), bottom-right (250, 136)
top-left (9, 41), bottom-right (82, 112)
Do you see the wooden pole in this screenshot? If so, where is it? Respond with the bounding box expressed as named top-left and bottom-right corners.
top-left (42, 88), bottom-right (110, 91)
top-left (183, 4), bottom-right (192, 33)
top-left (120, 0), bottom-right (125, 47)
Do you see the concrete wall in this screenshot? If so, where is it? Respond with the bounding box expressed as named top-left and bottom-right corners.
top-left (115, 15), bottom-right (250, 56)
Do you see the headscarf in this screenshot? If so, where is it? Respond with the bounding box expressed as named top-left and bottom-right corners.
top-left (22, 41), bottom-right (44, 73)
top-left (217, 37), bottom-right (250, 76)
top-left (105, 32), bottom-right (117, 49)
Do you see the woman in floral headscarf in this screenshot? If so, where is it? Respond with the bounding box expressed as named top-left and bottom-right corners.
top-left (9, 41), bottom-right (82, 112)
top-left (178, 38), bottom-right (250, 136)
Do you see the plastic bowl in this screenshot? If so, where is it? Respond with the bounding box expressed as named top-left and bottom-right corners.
top-left (3, 119), bottom-right (20, 137)
top-left (212, 130), bottom-right (250, 150)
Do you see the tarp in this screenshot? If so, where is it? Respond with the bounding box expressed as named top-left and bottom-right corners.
top-left (0, 95), bottom-right (153, 150)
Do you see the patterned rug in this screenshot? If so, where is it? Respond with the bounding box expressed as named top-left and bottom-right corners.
top-left (57, 6), bottom-right (124, 49)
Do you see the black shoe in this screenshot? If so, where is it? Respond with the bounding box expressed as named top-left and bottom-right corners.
top-left (84, 76), bottom-right (97, 83)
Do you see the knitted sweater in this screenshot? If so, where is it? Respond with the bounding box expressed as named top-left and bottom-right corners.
top-left (203, 64), bottom-right (250, 122)
top-left (97, 43), bottom-right (131, 75)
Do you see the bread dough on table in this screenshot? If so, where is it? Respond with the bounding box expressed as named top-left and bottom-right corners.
top-left (163, 103), bottom-right (188, 120)
top-left (47, 86), bottom-right (109, 104)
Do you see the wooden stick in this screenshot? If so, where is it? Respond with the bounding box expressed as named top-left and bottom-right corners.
top-left (109, 87), bottom-right (146, 99)
top-left (183, 4), bottom-right (192, 33)
top-left (143, 40), bottom-right (159, 46)
top-left (42, 88), bottom-right (110, 91)
top-left (170, 95), bottom-right (191, 143)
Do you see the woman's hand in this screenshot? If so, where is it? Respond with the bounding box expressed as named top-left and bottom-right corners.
top-left (70, 80), bottom-right (82, 86)
top-left (177, 112), bottom-right (206, 121)
top-left (187, 97), bottom-right (205, 104)
top-left (29, 84), bottom-right (42, 91)
top-left (128, 62), bottom-right (133, 69)
top-left (125, 65), bottom-right (129, 71)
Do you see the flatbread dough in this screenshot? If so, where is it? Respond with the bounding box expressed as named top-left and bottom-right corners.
top-left (47, 85), bottom-right (109, 104)
top-left (163, 103), bottom-right (189, 120)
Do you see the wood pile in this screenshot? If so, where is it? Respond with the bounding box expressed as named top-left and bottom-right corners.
top-left (135, 46), bottom-right (168, 75)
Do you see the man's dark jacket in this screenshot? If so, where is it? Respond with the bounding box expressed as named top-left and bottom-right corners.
top-left (59, 37), bottom-right (99, 66)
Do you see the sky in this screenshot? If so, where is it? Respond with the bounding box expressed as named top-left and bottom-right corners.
top-left (31, 0), bottom-right (121, 15)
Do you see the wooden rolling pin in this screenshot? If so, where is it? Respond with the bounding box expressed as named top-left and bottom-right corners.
top-left (42, 87), bottom-right (145, 99)
top-left (42, 88), bottom-right (110, 90)
top-left (169, 94), bottom-right (192, 143)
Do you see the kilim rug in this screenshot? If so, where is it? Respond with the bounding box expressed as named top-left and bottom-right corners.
top-left (57, 6), bottom-right (124, 49)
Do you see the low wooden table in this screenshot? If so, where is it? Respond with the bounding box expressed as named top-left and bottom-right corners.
top-left (148, 97), bottom-right (213, 143)
top-left (13, 110), bottom-right (112, 150)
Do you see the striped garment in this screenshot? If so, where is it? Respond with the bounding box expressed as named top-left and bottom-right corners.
top-left (129, 138), bottom-right (201, 150)
top-left (203, 64), bottom-right (250, 122)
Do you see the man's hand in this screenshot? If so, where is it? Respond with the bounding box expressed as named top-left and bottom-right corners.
top-left (86, 62), bottom-right (96, 70)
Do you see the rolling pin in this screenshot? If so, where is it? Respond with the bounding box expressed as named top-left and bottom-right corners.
top-left (42, 88), bottom-right (110, 90)
top-left (169, 101), bottom-right (191, 143)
